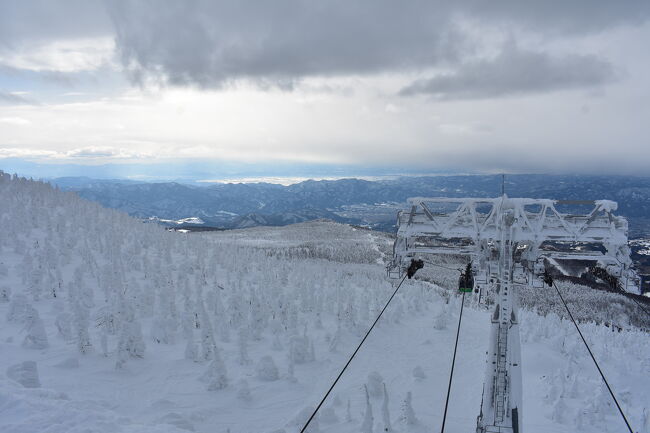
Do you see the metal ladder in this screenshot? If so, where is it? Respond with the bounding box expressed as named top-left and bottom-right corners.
top-left (494, 228), bottom-right (513, 424)
top-left (495, 324), bottom-right (509, 422)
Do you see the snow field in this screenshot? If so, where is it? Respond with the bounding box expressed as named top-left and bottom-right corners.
top-left (1, 172), bottom-right (649, 433)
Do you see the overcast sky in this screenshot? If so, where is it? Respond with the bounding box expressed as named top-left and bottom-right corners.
top-left (0, 0), bottom-right (649, 179)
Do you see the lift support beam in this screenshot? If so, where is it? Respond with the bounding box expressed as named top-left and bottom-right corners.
top-left (388, 195), bottom-right (638, 433)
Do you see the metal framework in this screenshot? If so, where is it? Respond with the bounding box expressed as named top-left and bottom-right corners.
top-left (388, 195), bottom-right (638, 433)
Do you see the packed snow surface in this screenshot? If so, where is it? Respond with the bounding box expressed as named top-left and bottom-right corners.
top-left (1, 172), bottom-right (649, 433)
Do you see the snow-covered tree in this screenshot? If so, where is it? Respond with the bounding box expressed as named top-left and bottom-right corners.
top-left (114, 285), bottom-right (146, 369)
top-left (567, 374), bottom-right (580, 398)
top-left (236, 379), bottom-right (252, 401)
top-left (399, 391), bottom-right (418, 426)
top-left (71, 295), bottom-right (92, 354)
top-left (433, 304), bottom-right (449, 330)
top-left (319, 407), bottom-right (338, 424)
top-left (642, 407), bottom-right (650, 433)
top-left (289, 334), bottom-right (314, 364)
top-left (346, 399), bottom-right (353, 422)
top-left (1, 171), bottom-right (649, 433)
top-left (248, 286), bottom-right (266, 340)
top-left (195, 289), bottom-right (217, 361)
top-left (203, 350), bottom-right (228, 391)
top-left (328, 326), bottom-right (341, 352)
top-left (180, 279), bottom-right (195, 340)
top-left (116, 320), bottom-right (146, 366)
top-left (185, 338), bottom-right (200, 362)
top-left (237, 327), bottom-right (251, 365)
top-left (212, 287), bottom-right (230, 343)
top-left (412, 365), bottom-right (426, 380)
top-left (574, 408), bottom-right (586, 430)
top-left (367, 371), bottom-right (384, 397)
top-left (151, 278), bottom-right (178, 344)
top-left (256, 355), bottom-right (279, 381)
top-left (21, 306), bottom-right (49, 349)
top-left (361, 385), bottom-right (374, 433)
top-left (287, 354), bottom-right (297, 383)
top-left (544, 372), bottom-right (561, 403)
top-left (381, 383), bottom-right (392, 432)
top-left (55, 311), bottom-right (74, 341)
top-left (0, 285), bottom-right (10, 302)
top-left (291, 406), bottom-right (319, 433)
top-left (272, 333), bottom-right (283, 351)
top-left (7, 294), bottom-right (30, 323)
top-left (551, 394), bottom-right (568, 424)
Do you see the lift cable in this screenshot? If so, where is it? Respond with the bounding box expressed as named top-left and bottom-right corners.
top-left (593, 265), bottom-right (650, 317)
top-left (627, 293), bottom-right (650, 317)
top-left (299, 273), bottom-right (409, 433)
top-left (440, 290), bottom-right (466, 433)
top-left (551, 281), bottom-right (634, 433)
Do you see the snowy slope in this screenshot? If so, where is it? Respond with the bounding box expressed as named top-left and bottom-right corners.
top-left (1, 172), bottom-right (649, 433)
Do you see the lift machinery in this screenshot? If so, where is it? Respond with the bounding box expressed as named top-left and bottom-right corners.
top-left (388, 195), bottom-right (639, 433)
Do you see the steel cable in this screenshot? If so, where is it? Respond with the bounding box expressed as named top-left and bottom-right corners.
top-left (299, 273), bottom-right (409, 433)
top-left (551, 281), bottom-right (634, 433)
top-left (440, 290), bottom-right (466, 433)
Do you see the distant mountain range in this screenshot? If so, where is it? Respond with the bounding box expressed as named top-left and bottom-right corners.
top-left (49, 174), bottom-right (650, 235)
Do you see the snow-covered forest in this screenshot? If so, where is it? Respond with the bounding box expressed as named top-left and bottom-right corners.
top-left (1, 171), bottom-right (649, 433)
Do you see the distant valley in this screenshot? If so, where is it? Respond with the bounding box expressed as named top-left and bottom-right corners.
top-left (50, 174), bottom-right (650, 236)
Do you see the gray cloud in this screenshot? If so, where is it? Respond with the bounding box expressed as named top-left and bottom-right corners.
top-left (465, 0), bottom-right (650, 35)
top-left (65, 146), bottom-right (151, 159)
top-left (399, 43), bottom-right (616, 99)
top-left (0, 1), bottom-right (648, 176)
top-left (0, 90), bottom-right (35, 105)
top-left (0, 146), bottom-right (150, 160)
top-left (108, 0), bottom-right (466, 87)
top-left (0, 0), bottom-right (111, 49)
top-left (2, 0), bottom-right (646, 91)
top-left (105, 0), bottom-right (649, 89)
top-left (66, 147), bottom-right (122, 158)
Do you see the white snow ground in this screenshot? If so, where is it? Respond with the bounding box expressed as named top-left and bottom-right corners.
top-left (1, 172), bottom-right (649, 433)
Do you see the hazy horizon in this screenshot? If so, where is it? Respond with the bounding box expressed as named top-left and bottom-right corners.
top-left (6, 158), bottom-right (650, 186)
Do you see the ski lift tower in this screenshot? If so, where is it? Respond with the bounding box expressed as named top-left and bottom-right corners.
top-left (388, 195), bottom-right (638, 433)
